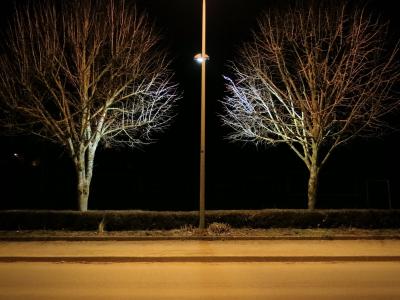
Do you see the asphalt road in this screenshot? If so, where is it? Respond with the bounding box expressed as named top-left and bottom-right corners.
top-left (1, 262), bottom-right (400, 299)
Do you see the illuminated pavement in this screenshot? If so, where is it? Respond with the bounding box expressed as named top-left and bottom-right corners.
top-left (1, 262), bottom-right (400, 299)
top-left (1, 240), bottom-right (400, 299)
top-left (0, 240), bottom-right (400, 262)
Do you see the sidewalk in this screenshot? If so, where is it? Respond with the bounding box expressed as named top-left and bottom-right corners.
top-left (1, 239), bottom-right (400, 262)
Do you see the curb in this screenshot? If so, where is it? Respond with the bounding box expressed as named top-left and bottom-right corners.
top-left (1, 256), bottom-right (400, 263)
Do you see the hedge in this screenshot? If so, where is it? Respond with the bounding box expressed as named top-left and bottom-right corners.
top-left (0, 209), bottom-right (399, 230)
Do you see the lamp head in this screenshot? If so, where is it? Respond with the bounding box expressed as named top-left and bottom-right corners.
top-left (194, 53), bottom-right (209, 63)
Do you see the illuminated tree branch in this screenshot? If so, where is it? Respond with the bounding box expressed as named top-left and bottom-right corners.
top-left (222, 3), bottom-right (400, 209)
top-left (0, 0), bottom-right (179, 211)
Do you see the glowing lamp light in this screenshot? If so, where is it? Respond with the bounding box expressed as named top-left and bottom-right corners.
top-left (194, 53), bottom-right (209, 63)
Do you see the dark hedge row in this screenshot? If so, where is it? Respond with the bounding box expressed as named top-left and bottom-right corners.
top-left (1, 209), bottom-right (400, 230)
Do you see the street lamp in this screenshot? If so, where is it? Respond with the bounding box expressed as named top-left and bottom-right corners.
top-left (194, 53), bottom-right (209, 64)
top-left (194, 0), bottom-right (209, 229)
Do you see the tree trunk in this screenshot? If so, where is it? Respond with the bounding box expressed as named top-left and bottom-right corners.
top-left (307, 146), bottom-right (320, 210)
top-left (307, 164), bottom-right (319, 209)
top-left (77, 171), bottom-right (90, 212)
top-left (75, 146), bottom-right (96, 212)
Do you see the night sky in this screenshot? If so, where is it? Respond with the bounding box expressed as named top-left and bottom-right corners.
top-left (1, 0), bottom-right (400, 211)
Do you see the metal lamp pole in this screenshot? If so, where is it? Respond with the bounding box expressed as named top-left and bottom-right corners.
top-left (194, 0), bottom-right (208, 229)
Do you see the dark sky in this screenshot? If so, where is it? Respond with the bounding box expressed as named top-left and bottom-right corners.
top-left (0, 0), bottom-right (400, 211)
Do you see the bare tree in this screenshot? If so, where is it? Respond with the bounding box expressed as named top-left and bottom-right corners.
top-left (222, 3), bottom-right (400, 209)
top-left (0, 0), bottom-right (179, 211)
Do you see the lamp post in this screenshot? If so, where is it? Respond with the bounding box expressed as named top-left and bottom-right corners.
top-left (194, 0), bottom-right (208, 229)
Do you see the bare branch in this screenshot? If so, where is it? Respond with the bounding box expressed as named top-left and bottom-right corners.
top-left (0, 0), bottom-right (180, 210)
top-left (221, 3), bottom-right (400, 208)
top-left (222, 3), bottom-right (400, 170)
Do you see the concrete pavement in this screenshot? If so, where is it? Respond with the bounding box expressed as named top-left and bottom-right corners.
top-left (0, 240), bottom-right (400, 262)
